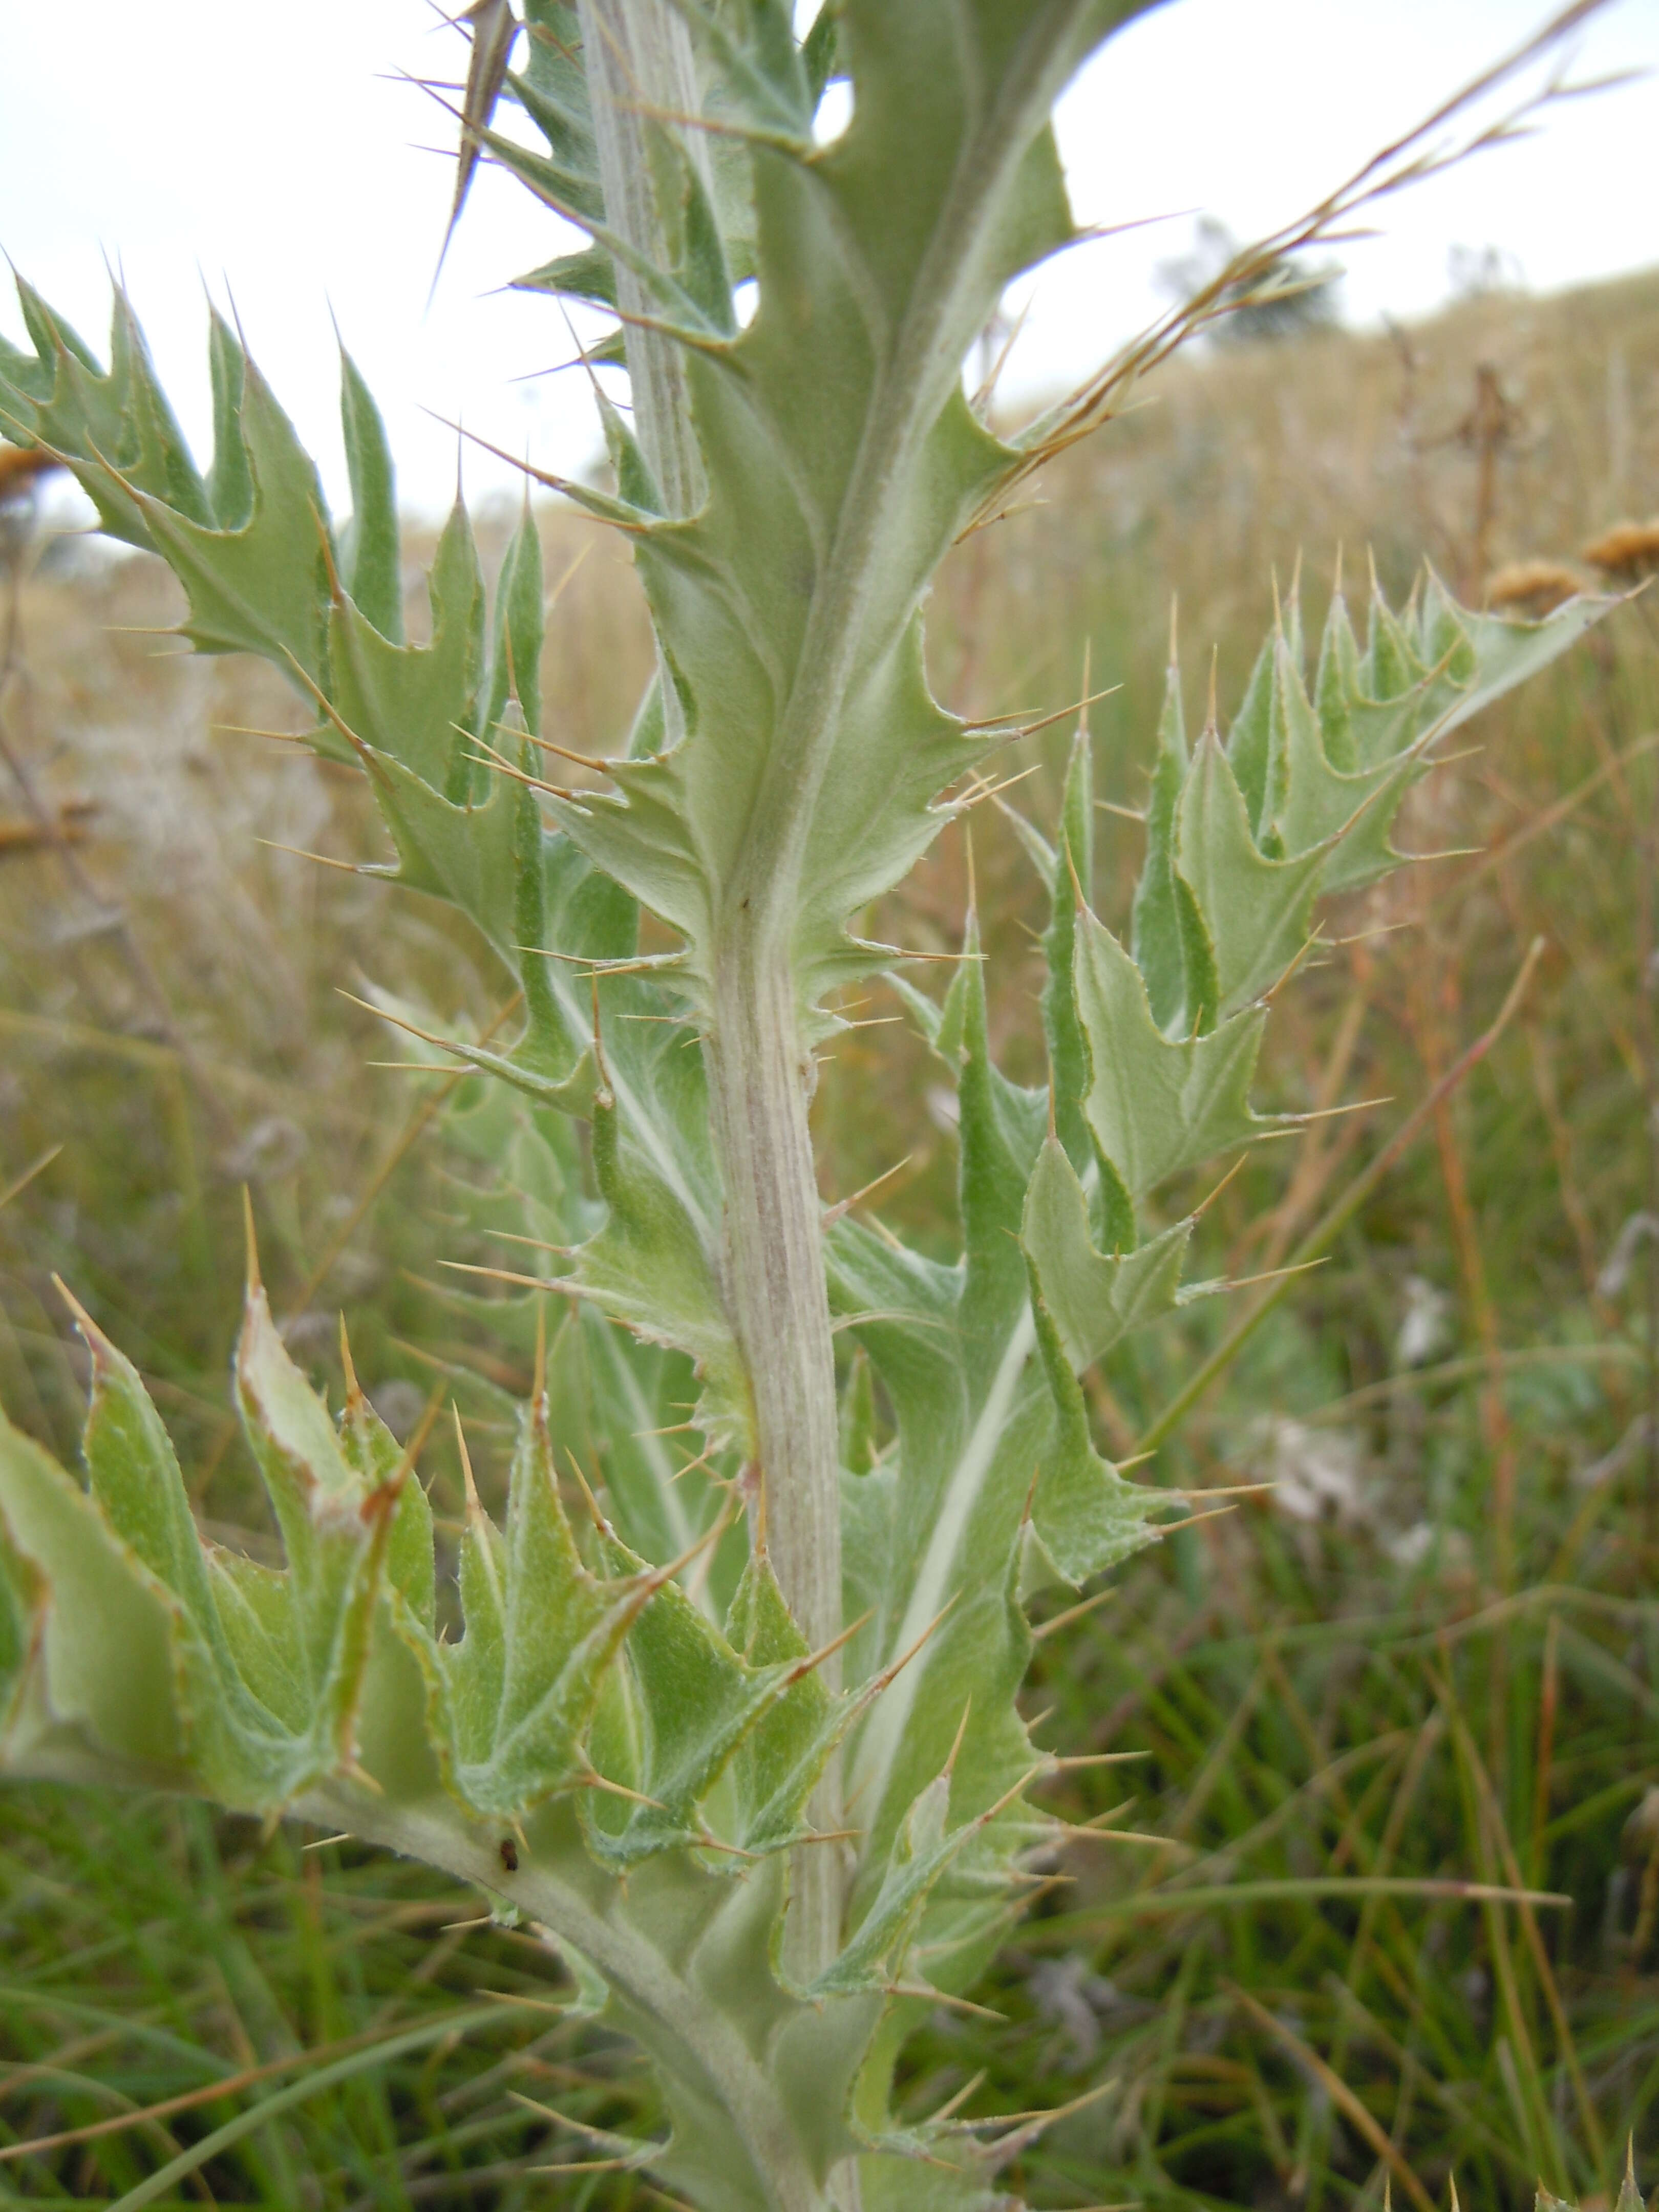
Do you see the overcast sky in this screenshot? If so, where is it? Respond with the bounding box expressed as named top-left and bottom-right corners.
top-left (2, 1), bottom-right (1654, 519)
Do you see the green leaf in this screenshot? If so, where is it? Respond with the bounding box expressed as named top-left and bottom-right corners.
top-left (478, 506), bottom-right (545, 784)
top-left (405, 1394), bottom-right (651, 1826)
top-left (0, 1510), bottom-right (45, 1751)
top-left (205, 306), bottom-right (253, 528)
top-left (138, 341), bottom-right (335, 678)
top-left (839, 1347), bottom-right (879, 1477)
top-left (0, 1280), bottom-right (409, 1811)
top-left (334, 1347), bottom-right (435, 1644)
top-left (223, 1284), bottom-right (405, 1799)
top-left (1021, 1132), bottom-right (1194, 1373)
top-left (527, 0), bottom-right (1147, 1033)
top-left (721, 1549), bottom-right (854, 1856)
top-left (1226, 625), bottom-right (1278, 839)
top-left (573, 1077), bottom-right (746, 1443)
top-left (668, 0), bottom-right (818, 147)
top-left (1041, 729), bottom-right (1094, 1166)
top-left (328, 498), bottom-right (483, 784)
top-left (0, 1403), bottom-right (184, 1787)
top-left (513, 2), bottom-right (603, 218)
top-left (1175, 729), bottom-right (1326, 1019)
top-left (71, 1296), bottom-right (324, 1804)
top-left (810, 1757), bottom-right (966, 1998)
top-left (337, 344), bottom-right (402, 642)
top-left (583, 1525), bottom-right (839, 1865)
top-left (1130, 644), bottom-right (1193, 1033)
top-left (1024, 1232), bottom-right (1163, 1592)
top-left (0, 10), bottom-right (1625, 2204)
top-left (831, 917), bottom-right (1153, 1995)
top-left (1269, 617), bottom-right (1404, 884)
top-left (1074, 900), bottom-right (1267, 1208)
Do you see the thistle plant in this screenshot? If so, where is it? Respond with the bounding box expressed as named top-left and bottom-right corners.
top-left (0, 4), bottom-right (1620, 2205)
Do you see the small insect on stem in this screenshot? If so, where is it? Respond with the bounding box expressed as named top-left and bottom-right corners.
top-left (499, 1837), bottom-right (520, 1874)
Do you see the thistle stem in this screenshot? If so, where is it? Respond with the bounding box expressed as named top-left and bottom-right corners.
top-left (579, 0), bottom-right (849, 1988)
top-left (576, 0), bottom-right (707, 520)
top-left (304, 1790), bottom-right (833, 2212)
top-left (707, 923), bottom-right (846, 1982)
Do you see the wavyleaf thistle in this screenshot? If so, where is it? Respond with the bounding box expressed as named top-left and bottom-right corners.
top-left (0, 3), bottom-right (1625, 2204)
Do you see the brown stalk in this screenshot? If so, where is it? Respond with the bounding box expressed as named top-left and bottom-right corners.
top-left (967, 0), bottom-right (1622, 530)
top-left (1229, 1982), bottom-right (1438, 2212)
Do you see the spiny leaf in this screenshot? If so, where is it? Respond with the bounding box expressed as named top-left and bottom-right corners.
top-left (573, 1077), bottom-right (745, 1443)
top-left (477, 506), bottom-right (545, 792)
top-left (0, 1403), bottom-right (184, 1787)
top-left (72, 306), bottom-right (337, 677)
top-left (337, 344), bottom-right (402, 642)
top-left (0, 1283), bottom-right (407, 1811)
top-left (1020, 1133), bottom-right (1194, 1374)
top-left (404, 1397), bottom-right (652, 1825)
top-left (1024, 1239), bottom-right (1163, 1593)
top-left (439, 0), bottom-right (521, 279)
top-left (583, 1524), bottom-right (834, 1864)
top-left (722, 1549), bottom-right (864, 1855)
top-left (344, 1379), bottom-right (436, 1634)
top-left (516, 0), bottom-right (1134, 1032)
top-left (0, 8), bottom-right (1625, 2205)
top-left (1175, 729), bottom-right (1326, 1020)
top-left (1074, 900), bottom-right (1268, 1210)
top-left (223, 1286), bottom-right (405, 1799)
top-left (1130, 639), bottom-right (1196, 1034)
top-left (205, 306), bottom-right (253, 529)
top-left (816, 1745), bottom-right (1046, 2005)
top-left (839, 1346), bottom-right (879, 1477)
top-left (833, 917), bottom-right (1122, 1955)
top-left (328, 498), bottom-right (484, 785)
top-left (1041, 729), bottom-right (1094, 1167)
top-left (1615, 2145), bottom-right (1646, 2212)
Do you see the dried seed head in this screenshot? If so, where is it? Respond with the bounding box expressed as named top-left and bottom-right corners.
top-left (1582, 519), bottom-right (1659, 582)
top-left (1483, 559), bottom-right (1585, 617)
top-left (0, 444), bottom-right (62, 497)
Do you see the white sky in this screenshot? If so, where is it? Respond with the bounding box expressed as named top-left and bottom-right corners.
top-left (2, 0), bottom-right (1655, 520)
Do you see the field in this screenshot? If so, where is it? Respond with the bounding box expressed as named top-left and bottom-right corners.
top-left (2, 261), bottom-right (1658, 2209)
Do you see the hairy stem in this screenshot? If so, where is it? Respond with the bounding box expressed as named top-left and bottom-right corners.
top-left (706, 921), bottom-right (846, 1979)
top-left (578, 0), bottom-right (848, 1984)
top-left (576, 0), bottom-right (708, 520)
top-left (303, 1788), bottom-right (831, 2212)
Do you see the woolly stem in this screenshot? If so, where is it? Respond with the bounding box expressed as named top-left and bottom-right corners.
top-left (705, 923), bottom-right (847, 1981)
top-left (577, 0), bottom-right (849, 1994)
top-left (577, 0), bottom-right (708, 520)
top-left (301, 1788), bottom-right (834, 2212)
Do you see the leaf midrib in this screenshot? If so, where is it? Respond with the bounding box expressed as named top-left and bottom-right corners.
top-left (716, 10), bottom-right (1089, 961)
top-left (847, 1295), bottom-right (1037, 1846)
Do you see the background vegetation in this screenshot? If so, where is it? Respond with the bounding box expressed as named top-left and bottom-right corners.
top-left (1, 260), bottom-right (1656, 2210)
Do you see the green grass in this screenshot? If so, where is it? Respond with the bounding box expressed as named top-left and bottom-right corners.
top-left (3, 268), bottom-right (1658, 2207)
top-left (0, 1792), bottom-right (661, 2207)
